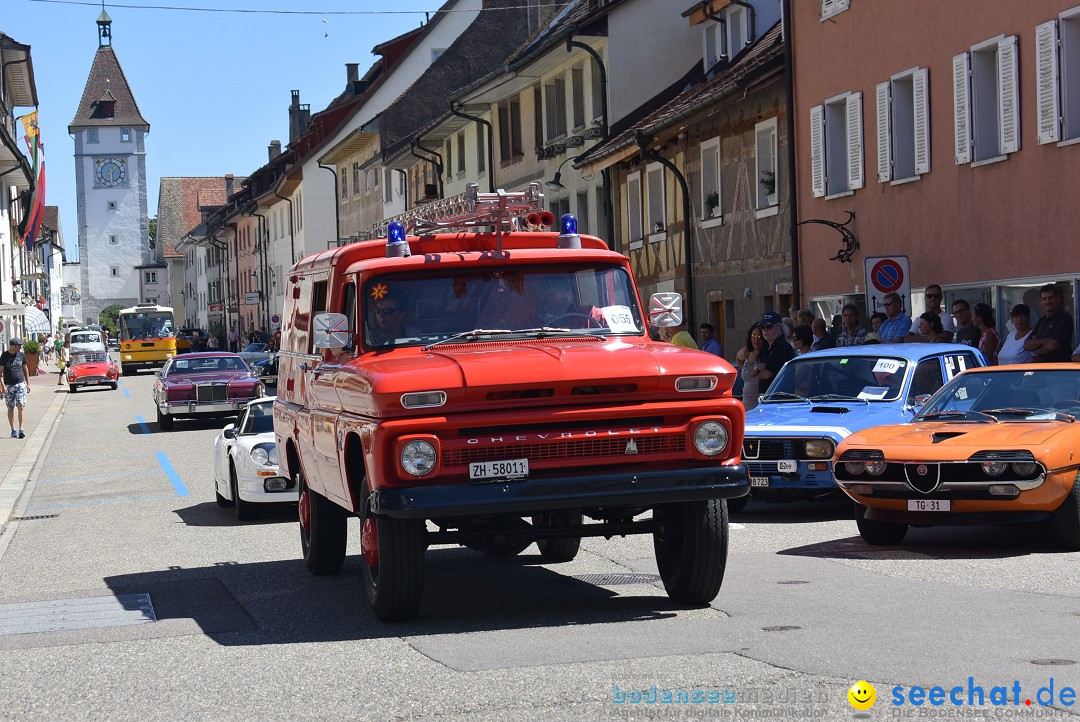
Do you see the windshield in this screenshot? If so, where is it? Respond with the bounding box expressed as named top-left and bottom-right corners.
top-left (240, 402), bottom-right (274, 434)
top-left (918, 369), bottom-right (1080, 420)
top-left (72, 352), bottom-right (109, 365)
top-left (70, 332), bottom-right (102, 345)
top-left (167, 356), bottom-right (249, 375)
top-left (242, 344), bottom-right (267, 353)
top-left (767, 355), bottom-right (910, 402)
top-left (362, 265), bottom-right (643, 348)
top-left (120, 312), bottom-right (174, 341)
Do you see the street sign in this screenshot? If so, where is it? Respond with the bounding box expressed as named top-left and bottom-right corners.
top-left (244, 292), bottom-right (260, 306)
top-left (209, 303), bottom-right (223, 312)
top-left (271, 313), bottom-right (281, 331)
top-left (864, 255), bottom-right (911, 315)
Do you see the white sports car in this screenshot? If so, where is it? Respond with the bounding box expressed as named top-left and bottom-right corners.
top-left (213, 397), bottom-right (296, 520)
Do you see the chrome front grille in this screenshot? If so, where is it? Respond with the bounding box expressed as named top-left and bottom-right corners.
top-left (443, 434), bottom-right (687, 468)
top-left (195, 384), bottom-right (228, 402)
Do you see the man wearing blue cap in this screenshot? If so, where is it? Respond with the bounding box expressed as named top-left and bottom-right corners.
top-left (743, 312), bottom-right (795, 394)
top-left (0, 338), bottom-right (30, 438)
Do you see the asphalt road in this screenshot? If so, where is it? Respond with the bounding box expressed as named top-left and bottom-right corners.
top-left (0, 369), bottom-right (1078, 720)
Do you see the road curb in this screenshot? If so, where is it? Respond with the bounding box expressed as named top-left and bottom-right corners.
top-left (0, 388), bottom-right (69, 538)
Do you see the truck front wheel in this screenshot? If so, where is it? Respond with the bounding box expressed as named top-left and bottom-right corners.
top-left (653, 499), bottom-right (728, 605)
top-left (532, 510), bottom-right (583, 563)
top-left (361, 501), bottom-right (426, 622)
top-left (299, 477), bottom-right (346, 575)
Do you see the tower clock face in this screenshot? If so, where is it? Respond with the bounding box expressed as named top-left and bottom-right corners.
top-left (96, 157), bottom-right (126, 187)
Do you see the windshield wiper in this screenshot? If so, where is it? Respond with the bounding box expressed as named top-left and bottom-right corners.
top-left (762, 391), bottom-right (810, 403)
top-left (919, 410), bottom-right (998, 423)
top-left (422, 329), bottom-right (513, 350)
top-left (512, 326), bottom-right (602, 339)
top-left (809, 394), bottom-right (869, 405)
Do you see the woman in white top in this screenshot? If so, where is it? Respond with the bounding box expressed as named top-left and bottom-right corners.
top-left (997, 303), bottom-right (1036, 366)
top-left (738, 324), bottom-right (765, 411)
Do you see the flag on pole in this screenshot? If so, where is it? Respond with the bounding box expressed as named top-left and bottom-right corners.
top-left (17, 112), bottom-right (45, 251)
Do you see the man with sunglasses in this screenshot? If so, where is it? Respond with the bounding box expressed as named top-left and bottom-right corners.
top-left (368, 290), bottom-right (413, 346)
top-left (743, 311), bottom-right (794, 393)
top-left (924, 284), bottom-right (955, 340)
top-left (877, 292), bottom-right (912, 343)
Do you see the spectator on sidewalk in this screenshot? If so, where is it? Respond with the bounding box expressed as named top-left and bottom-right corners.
top-left (737, 324), bottom-right (765, 411)
top-left (973, 303), bottom-right (1000, 365)
top-left (792, 325), bottom-right (814, 355)
top-left (810, 318), bottom-right (834, 351)
top-left (660, 320), bottom-right (699, 349)
top-left (0, 338), bottom-right (30, 439)
top-left (923, 285), bottom-right (956, 341)
top-left (952, 299), bottom-right (981, 347)
top-left (698, 323), bottom-right (723, 356)
top-left (999, 305), bottom-right (1036, 365)
top-left (836, 305), bottom-right (868, 347)
top-left (56, 342), bottom-right (68, 386)
top-left (878, 293), bottom-right (912, 343)
top-left (744, 312), bottom-right (795, 394)
top-left (207, 334), bottom-right (220, 351)
top-left (870, 312), bottom-right (886, 334)
top-left (1026, 283), bottom-right (1073, 362)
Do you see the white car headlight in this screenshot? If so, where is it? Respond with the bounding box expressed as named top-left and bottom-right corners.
top-left (803, 439), bottom-right (835, 459)
top-left (250, 444), bottom-right (277, 466)
top-left (693, 421), bottom-right (729, 456)
top-left (401, 440), bottom-right (437, 476)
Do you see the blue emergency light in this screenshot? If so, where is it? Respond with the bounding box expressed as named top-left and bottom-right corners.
top-left (556, 213), bottom-right (581, 249)
top-left (386, 221), bottom-right (410, 258)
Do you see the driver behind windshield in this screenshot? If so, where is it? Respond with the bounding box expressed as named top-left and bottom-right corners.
top-left (531, 275), bottom-right (604, 329)
top-left (367, 286), bottom-right (415, 346)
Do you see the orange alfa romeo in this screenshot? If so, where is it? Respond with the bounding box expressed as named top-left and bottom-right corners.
top-left (834, 364), bottom-right (1080, 549)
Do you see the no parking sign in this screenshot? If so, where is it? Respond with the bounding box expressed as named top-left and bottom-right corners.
top-left (864, 255), bottom-right (911, 315)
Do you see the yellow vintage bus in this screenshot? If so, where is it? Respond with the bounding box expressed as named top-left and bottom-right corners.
top-left (118, 304), bottom-right (177, 375)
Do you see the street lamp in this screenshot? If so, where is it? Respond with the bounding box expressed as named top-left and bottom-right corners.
top-left (545, 155), bottom-right (584, 191)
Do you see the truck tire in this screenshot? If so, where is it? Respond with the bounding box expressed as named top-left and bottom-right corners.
top-left (362, 499), bottom-right (426, 622)
top-left (854, 503), bottom-right (908, 545)
top-left (1049, 473), bottom-right (1080, 551)
top-left (299, 478), bottom-right (347, 575)
top-left (533, 510), bottom-right (583, 563)
top-left (653, 499), bottom-right (728, 605)
top-left (156, 409), bottom-right (174, 431)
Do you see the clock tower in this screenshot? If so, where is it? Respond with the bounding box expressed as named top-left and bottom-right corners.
top-left (68, 10), bottom-right (151, 325)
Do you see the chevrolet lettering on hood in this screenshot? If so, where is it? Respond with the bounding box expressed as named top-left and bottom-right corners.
top-left (274, 182), bottom-right (748, 622)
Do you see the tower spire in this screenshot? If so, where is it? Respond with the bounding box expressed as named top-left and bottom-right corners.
top-left (97, 3), bottom-right (112, 47)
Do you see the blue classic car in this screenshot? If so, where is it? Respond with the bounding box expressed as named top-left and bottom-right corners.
top-left (735, 343), bottom-right (986, 511)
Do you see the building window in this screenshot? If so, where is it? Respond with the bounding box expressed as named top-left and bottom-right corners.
top-left (498, 95), bottom-right (523, 163)
top-left (576, 191), bottom-right (590, 235)
top-left (87, 128), bottom-right (98, 144)
top-left (810, 91), bottom-right (864, 198)
top-left (549, 197), bottom-right (570, 224)
top-left (110, 266), bottom-right (119, 277)
top-left (121, 128), bottom-right (132, 142)
top-left (953, 35), bottom-right (1018, 164)
top-left (144, 271), bottom-right (157, 283)
top-left (384, 168), bottom-right (393, 203)
top-left (821, 0), bottom-right (851, 20)
top-left (571, 65), bottom-right (586, 131)
top-left (365, 169), bottom-right (372, 192)
top-left (700, 136), bottom-right (721, 220)
top-left (646, 163), bottom-right (666, 237)
top-left (352, 163), bottom-right (361, 195)
top-left (1036, 9), bottom-right (1080, 144)
top-left (107, 201), bottom-right (117, 211)
top-left (755, 118), bottom-right (779, 209)
top-left (341, 171), bottom-right (348, 198)
top-left (876, 67), bottom-right (930, 182)
top-left (626, 171), bottom-right (643, 245)
top-left (445, 140), bottom-right (453, 181)
top-left (476, 125), bottom-right (486, 174)
top-left (727, 4), bottom-right (748, 57)
top-left (533, 84), bottom-right (543, 149)
top-left (591, 58), bottom-right (604, 123)
top-left (109, 235), bottom-right (118, 245)
top-left (457, 132), bottom-right (466, 175)
top-left (545, 75), bottom-right (567, 141)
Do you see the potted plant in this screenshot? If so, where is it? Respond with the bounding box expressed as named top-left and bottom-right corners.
top-left (22, 338), bottom-right (40, 376)
top-left (705, 191), bottom-right (720, 218)
top-left (760, 170), bottom-right (777, 204)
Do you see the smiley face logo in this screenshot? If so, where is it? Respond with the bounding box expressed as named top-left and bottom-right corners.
top-left (848, 680), bottom-right (876, 711)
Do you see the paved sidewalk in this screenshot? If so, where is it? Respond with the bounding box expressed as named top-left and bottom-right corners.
top-left (0, 359), bottom-right (70, 535)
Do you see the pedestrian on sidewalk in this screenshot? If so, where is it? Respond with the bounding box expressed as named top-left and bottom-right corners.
top-left (0, 338), bottom-right (30, 438)
top-left (56, 343), bottom-right (68, 386)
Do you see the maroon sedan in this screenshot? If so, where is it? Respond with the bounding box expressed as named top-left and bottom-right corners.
top-left (152, 352), bottom-right (263, 430)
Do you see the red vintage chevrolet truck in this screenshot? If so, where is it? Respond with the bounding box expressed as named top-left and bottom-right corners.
top-left (274, 183), bottom-right (748, 621)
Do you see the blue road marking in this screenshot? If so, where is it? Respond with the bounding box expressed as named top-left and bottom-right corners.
top-left (118, 380), bottom-right (132, 397)
top-left (135, 415), bottom-right (150, 435)
top-left (156, 452), bottom-right (189, 497)
top-left (28, 495), bottom-right (174, 511)
top-left (122, 387), bottom-right (131, 398)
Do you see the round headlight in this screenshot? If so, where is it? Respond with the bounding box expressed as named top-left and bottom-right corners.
top-left (401, 440), bottom-right (437, 476)
top-left (843, 462), bottom-right (865, 476)
top-left (981, 461), bottom-right (1007, 477)
top-left (804, 439), bottom-right (835, 459)
top-left (250, 446), bottom-right (270, 466)
top-left (864, 460), bottom-right (887, 476)
top-left (693, 421), bottom-right (729, 456)
top-left (1011, 461), bottom-right (1037, 476)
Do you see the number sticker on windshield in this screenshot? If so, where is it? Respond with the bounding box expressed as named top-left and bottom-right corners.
top-left (601, 305), bottom-right (637, 333)
top-left (872, 359), bottom-right (904, 374)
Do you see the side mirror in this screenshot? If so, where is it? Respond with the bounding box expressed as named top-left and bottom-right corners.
top-left (911, 393), bottom-right (932, 409)
top-left (648, 292), bottom-right (684, 328)
top-left (223, 424), bottom-right (236, 439)
top-left (312, 313), bottom-right (349, 350)
top-left (154, 370), bottom-right (163, 378)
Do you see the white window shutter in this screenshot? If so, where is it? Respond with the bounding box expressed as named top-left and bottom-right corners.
top-left (1036, 20), bottom-right (1061, 144)
top-left (913, 67), bottom-right (931, 174)
top-left (953, 52), bottom-right (971, 164)
top-left (847, 91), bottom-right (864, 190)
top-left (998, 35), bottom-right (1020, 154)
top-left (875, 81), bottom-right (892, 183)
top-left (810, 105), bottom-right (825, 197)
top-left (821, 0), bottom-right (835, 18)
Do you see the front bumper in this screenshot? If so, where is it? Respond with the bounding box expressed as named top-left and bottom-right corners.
top-left (159, 399), bottom-right (249, 416)
top-left (238, 469), bottom-right (297, 503)
top-left (370, 464), bottom-right (749, 519)
top-left (70, 376), bottom-right (115, 387)
top-left (745, 459), bottom-right (838, 497)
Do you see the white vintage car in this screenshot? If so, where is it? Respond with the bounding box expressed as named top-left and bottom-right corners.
top-left (213, 397), bottom-right (296, 520)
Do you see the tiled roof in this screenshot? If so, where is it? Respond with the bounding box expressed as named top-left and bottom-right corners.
top-left (68, 46), bottom-right (149, 132)
top-left (156, 177), bottom-right (244, 259)
top-left (41, 206), bottom-right (59, 233)
top-left (379, 0), bottom-right (540, 160)
top-left (577, 22), bottom-right (784, 167)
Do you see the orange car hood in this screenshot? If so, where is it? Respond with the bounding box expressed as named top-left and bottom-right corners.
top-left (844, 420), bottom-right (1072, 457)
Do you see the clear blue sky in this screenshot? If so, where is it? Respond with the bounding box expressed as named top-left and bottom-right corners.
top-left (4, 0), bottom-right (447, 262)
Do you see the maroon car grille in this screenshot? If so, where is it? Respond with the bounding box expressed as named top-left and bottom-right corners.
top-left (443, 434), bottom-right (686, 467)
top-left (195, 384), bottom-right (228, 402)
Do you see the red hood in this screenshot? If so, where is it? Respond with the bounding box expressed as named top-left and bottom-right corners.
top-left (341, 338), bottom-right (736, 416)
top-left (70, 362), bottom-right (114, 375)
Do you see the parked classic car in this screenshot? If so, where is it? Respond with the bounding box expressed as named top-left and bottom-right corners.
top-left (213, 398), bottom-right (296, 519)
top-left (237, 343), bottom-right (277, 386)
top-left (68, 329), bottom-right (108, 356)
top-left (152, 352), bottom-right (262, 430)
top-left (66, 351), bottom-right (119, 392)
top-left (738, 344), bottom-right (986, 512)
top-left (835, 364), bottom-right (1080, 549)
